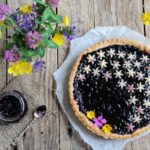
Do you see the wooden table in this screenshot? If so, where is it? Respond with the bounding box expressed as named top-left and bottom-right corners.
top-left (1, 0), bottom-right (150, 150)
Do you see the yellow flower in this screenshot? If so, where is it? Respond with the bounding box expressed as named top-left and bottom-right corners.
top-left (86, 111), bottom-right (95, 119)
top-left (52, 33), bottom-right (64, 46)
top-left (0, 30), bottom-right (2, 39)
top-left (142, 13), bottom-right (150, 25)
top-left (20, 4), bottom-right (32, 14)
top-left (8, 61), bottom-right (32, 76)
top-left (63, 16), bottom-right (70, 27)
top-left (102, 124), bottom-right (112, 134)
top-left (0, 20), bottom-right (3, 26)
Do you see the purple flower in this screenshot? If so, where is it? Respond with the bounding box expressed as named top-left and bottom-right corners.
top-left (0, 4), bottom-right (11, 20)
top-left (93, 116), bottom-right (107, 127)
top-left (26, 31), bottom-right (42, 49)
top-left (4, 45), bottom-right (20, 62)
top-left (33, 60), bottom-right (45, 72)
top-left (45, 0), bottom-right (60, 7)
top-left (63, 26), bottom-right (76, 41)
top-left (14, 12), bottom-right (36, 32)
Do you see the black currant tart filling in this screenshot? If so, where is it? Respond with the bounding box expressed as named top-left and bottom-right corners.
top-left (73, 44), bottom-right (150, 135)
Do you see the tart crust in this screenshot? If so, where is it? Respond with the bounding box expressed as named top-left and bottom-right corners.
top-left (68, 39), bottom-right (150, 140)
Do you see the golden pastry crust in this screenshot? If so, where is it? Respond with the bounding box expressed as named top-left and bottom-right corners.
top-left (68, 39), bottom-right (150, 140)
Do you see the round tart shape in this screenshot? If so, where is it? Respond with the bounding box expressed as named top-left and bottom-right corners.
top-left (69, 39), bottom-right (150, 139)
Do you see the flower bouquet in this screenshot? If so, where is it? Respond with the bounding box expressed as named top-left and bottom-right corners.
top-left (0, 0), bottom-right (76, 76)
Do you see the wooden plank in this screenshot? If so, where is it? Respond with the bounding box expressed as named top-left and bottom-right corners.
top-left (94, 0), bottom-right (144, 150)
top-left (144, 0), bottom-right (150, 39)
top-left (128, 0), bottom-right (150, 150)
top-left (0, 0), bottom-right (10, 149)
top-left (94, 0), bottom-right (143, 32)
top-left (6, 1), bottom-right (59, 150)
top-left (58, 0), bottom-right (95, 150)
top-left (94, 0), bottom-right (150, 150)
top-left (0, 0), bottom-right (7, 89)
top-left (6, 1), bottom-right (33, 150)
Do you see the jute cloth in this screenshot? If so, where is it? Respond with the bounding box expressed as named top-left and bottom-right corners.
top-left (0, 74), bottom-right (50, 149)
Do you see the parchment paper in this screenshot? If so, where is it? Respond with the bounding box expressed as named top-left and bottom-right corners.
top-left (53, 26), bottom-right (150, 150)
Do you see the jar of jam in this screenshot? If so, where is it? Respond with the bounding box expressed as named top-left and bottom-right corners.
top-left (0, 90), bottom-right (27, 123)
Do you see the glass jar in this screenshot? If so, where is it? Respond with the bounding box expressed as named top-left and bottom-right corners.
top-left (0, 90), bottom-right (27, 124)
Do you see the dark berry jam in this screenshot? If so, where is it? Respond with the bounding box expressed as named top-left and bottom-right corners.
top-left (0, 91), bottom-right (27, 123)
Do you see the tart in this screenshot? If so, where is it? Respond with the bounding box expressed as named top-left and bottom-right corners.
top-left (68, 39), bottom-right (150, 139)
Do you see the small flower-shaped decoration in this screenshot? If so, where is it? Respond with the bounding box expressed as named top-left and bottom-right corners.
top-left (63, 16), bottom-right (69, 27)
top-left (52, 33), bottom-right (64, 46)
top-left (20, 4), bottom-right (32, 14)
top-left (86, 111), bottom-right (95, 120)
top-left (102, 124), bottom-right (112, 134)
top-left (142, 13), bottom-right (150, 25)
top-left (4, 45), bottom-right (20, 62)
top-left (8, 61), bottom-right (32, 76)
top-left (93, 116), bottom-right (107, 127)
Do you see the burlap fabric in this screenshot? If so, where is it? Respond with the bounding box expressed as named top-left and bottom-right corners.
top-left (0, 74), bottom-right (50, 149)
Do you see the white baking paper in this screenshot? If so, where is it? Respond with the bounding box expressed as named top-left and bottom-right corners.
top-left (53, 26), bottom-right (150, 150)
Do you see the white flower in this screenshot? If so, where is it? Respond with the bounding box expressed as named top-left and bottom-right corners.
top-left (127, 69), bottom-right (135, 77)
top-left (145, 76), bottom-right (150, 84)
top-left (92, 68), bottom-right (100, 76)
top-left (133, 115), bottom-right (141, 123)
top-left (111, 61), bottom-right (120, 70)
top-left (83, 65), bottom-right (91, 74)
top-left (145, 90), bottom-right (150, 96)
top-left (137, 82), bottom-right (144, 92)
top-left (99, 59), bottom-right (108, 69)
top-left (97, 51), bottom-right (105, 59)
top-left (87, 54), bottom-right (96, 64)
top-left (118, 79), bottom-right (127, 89)
top-left (123, 61), bottom-right (132, 69)
top-left (140, 55), bottom-right (149, 63)
top-left (107, 48), bottom-right (115, 58)
top-left (114, 70), bottom-right (123, 79)
top-left (117, 51), bottom-right (126, 58)
top-left (128, 96), bottom-right (138, 104)
top-left (134, 61), bottom-right (141, 69)
top-left (136, 72), bottom-right (144, 80)
top-left (128, 53), bottom-right (136, 60)
top-left (143, 99), bottom-right (150, 108)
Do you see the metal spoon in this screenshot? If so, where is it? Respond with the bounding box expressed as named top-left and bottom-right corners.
top-left (34, 105), bottom-right (47, 119)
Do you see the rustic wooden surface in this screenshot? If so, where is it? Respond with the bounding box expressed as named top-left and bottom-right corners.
top-left (0, 0), bottom-right (150, 150)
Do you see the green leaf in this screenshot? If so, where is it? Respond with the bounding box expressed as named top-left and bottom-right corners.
top-left (42, 8), bottom-right (62, 23)
top-left (26, 50), bottom-right (38, 57)
top-left (33, 0), bottom-right (47, 6)
top-left (5, 43), bottom-right (14, 49)
top-left (37, 45), bottom-right (45, 58)
top-left (19, 48), bottom-right (38, 58)
top-left (47, 40), bottom-right (59, 48)
top-left (20, 55), bottom-right (28, 61)
top-left (35, 18), bottom-right (41, 24)
top-left (42, 28), bottom-right (53, 38)
top-left (48, 14), bottom-right (63, 23)
top-left (42, 8), bottom-right (52, 22)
